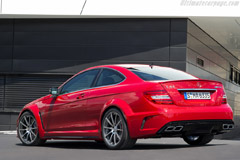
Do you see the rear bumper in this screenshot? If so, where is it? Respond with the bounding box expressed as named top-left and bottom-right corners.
top-left (127, 104), bottom-right (233, 138)
top-left (156, 120), bottom-right (234, 137)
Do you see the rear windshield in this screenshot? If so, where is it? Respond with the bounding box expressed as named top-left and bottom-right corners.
top-left (127, 66), bottom-right (198, 81)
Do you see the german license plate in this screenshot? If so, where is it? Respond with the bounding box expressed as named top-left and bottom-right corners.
top-left (184, 92), bottom-right (211, 100)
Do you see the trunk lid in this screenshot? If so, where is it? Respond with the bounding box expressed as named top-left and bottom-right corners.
top-left (160, 79), bottom-right (224, 106)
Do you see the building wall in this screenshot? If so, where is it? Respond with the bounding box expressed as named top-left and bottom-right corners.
top-left (0, 18), bottom-right (187, 130)
top-left (186, 20), bottom-right (240, 138)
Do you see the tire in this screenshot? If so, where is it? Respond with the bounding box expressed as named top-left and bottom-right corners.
top-left (18, 111), bottom-right (46, 146)
top-left (101, 108), bottom-right (137, 149)
top-left (183, 134), bottom-right (214, 146)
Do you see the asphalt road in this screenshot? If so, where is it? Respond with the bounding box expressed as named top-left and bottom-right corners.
top-left (0, 134), bottom-right (240, 160)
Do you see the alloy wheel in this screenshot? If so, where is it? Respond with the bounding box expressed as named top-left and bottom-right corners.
top-left (18, 114), bottom-right (38, 145)
top-left (102, 111), bottom-right (123, 147)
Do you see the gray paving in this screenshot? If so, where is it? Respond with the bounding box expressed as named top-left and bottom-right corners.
top-left (0, 134), bottom-right (240, 160)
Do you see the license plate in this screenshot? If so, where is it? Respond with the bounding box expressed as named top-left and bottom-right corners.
top-left (184, 92), bottom-right (211, 100)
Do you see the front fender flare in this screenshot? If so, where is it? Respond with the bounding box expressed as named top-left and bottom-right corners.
top-left (17, 105), bottom-right (45, 139)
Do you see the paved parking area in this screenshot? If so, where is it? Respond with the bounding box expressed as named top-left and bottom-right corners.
top-left (0, 134), bottom-right (240, 160)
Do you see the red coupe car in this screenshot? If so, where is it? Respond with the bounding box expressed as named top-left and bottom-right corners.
top-left (17, 64), bottom-right (234, 149)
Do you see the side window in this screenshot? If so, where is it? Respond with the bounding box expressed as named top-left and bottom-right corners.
top-left (95, 69), bottom-right (125, 87)
top-left (60, 69), bottom-right (99, 94)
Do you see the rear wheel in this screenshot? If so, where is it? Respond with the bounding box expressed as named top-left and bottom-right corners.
top-left (18, 111), bottom-right (46, 146)
top-left (102, 108), bottom-right (137, 149)
top-left (183, 134), bottom-right (214, 145)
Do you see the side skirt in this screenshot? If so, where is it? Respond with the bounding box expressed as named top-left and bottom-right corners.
top-left (44, 136), bottom-right (99, 140)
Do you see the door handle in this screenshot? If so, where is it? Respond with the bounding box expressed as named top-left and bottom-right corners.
top-left (77, 93), bottom-right (85, 99)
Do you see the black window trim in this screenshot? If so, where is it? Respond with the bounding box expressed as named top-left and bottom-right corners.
top-left (91, 68), bottom-right (103, 87)
top-left (58, 67), bottom-right (126, 95)
top-left (58, 68), bottom-right (101, 95)
top-left (92, 67), bottom-right (126, 88)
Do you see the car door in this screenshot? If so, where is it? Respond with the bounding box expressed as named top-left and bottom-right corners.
top-left (84, 68), bottom-right (126, 131)
top-left (42, 69), bottom-right (100, 133)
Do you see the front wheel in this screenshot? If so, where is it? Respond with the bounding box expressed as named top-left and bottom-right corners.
top-left (183, 134), bottom-right (214, 146)
top-left (18, 111), bottom-right (46, 146)
top-left (102, 108), bottom-right (137, 149)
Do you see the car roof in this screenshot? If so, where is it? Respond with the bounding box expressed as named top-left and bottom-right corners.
top-left (92, 64), bottom-right (165, 69)
top-left (114, 64), bottom-right (152, 68)
top-left (84, 64), bottom-right (176, 73)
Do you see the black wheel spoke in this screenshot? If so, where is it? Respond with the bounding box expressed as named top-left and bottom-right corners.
top-left (24, 116), bottom-right (29, 126)
top-left (110, 113), bottom-right (115, 126)
top-left (30, 130), bottom-right (36, 138)
top-left (20, 121), bottom-right (27, 128)
top-left (106, 117), bottom-right (113, 127)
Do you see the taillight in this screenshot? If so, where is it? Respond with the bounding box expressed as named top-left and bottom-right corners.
top-left (144, 90), bottom-right (173, 104)
top-left (222, 94), bottom-right (227, 104)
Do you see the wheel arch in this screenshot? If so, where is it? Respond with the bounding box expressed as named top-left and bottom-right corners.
top-left (17, 105), bottom-right (45, 139)
top-left (98, 99), bottom-right (134, 139)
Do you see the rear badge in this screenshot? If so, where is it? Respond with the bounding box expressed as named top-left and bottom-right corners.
top-left (196, 82), bottom-right (201, 88)
top-left (215, 86), bottom-right (222, 88)
top-left (168, 85), bottom-right (175, 89)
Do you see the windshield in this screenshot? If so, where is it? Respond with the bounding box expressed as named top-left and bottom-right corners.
top-left (127, 66), bottom-right (198, 81)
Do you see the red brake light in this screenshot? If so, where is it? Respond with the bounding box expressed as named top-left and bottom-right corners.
top-left (222, 94), bottom-right (227, 104)
top-left (144, 90), bottom-right (173, 104)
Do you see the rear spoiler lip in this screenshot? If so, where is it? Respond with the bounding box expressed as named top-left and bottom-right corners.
top-left (153, 79), bottom-right (223, 84)
top-left (177, 88), bottom-right (217, 91)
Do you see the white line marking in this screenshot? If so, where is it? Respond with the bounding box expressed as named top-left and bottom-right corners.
top-left (0, 131), bottom-right (17, 135)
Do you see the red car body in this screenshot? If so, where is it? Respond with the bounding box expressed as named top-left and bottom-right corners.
top-left (17, 64), bottom-right (234, 146)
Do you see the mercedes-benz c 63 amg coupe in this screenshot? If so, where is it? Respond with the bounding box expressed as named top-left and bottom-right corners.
top-left (17, 64), bottom-right (234, 149)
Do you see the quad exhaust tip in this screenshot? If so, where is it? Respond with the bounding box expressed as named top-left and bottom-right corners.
top-left (165, 126), bottom-right (183, 132)
top-left (222, 124), bottom-right (234, 130)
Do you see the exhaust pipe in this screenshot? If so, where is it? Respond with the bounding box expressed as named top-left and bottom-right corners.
top-left (165, 126), bottom-right (175, 132)
top-left (229, 124), bottom-right (234, 129)
top-left (174, 126), bottom-right (183, 131)
top-left (223, 124), bottom-right (234, 130)
top-left (165, 126), bottom-right (183, 132)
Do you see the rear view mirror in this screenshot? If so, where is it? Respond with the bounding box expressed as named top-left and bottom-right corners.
top-left (49, 87), bottom-right (59, 97)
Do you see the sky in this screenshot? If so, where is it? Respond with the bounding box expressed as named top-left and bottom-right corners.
top-left (1, 0), bottom-right (240, 17)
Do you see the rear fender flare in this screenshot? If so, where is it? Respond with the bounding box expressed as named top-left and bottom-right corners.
top-left (99, 98), bottom-right (134, 139)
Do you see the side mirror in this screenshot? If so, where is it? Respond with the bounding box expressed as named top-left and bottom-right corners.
top-left (49, 87), bottom-right (59, 97)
